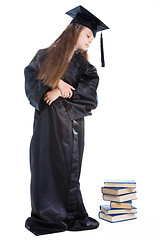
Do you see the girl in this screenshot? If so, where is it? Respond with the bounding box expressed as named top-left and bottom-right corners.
top-left (24, 5), bottom-right (108, 236)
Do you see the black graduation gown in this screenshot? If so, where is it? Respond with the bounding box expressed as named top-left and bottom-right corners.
top-left (24, 49), bottom-right (99, 236)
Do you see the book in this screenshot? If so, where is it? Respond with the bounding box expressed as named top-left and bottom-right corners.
top-left (100, 205), bottom-right (137, 214)
top-left (110, 201), bottom-right (132, 209)
top-left (99, 211), bottom-right (137, 223)
top-left (102, 187), bottom-right (136, 196)
top-left (104, 180), bottom-right (136, 188)
top-left (103, 192), bottom-right (136, 202)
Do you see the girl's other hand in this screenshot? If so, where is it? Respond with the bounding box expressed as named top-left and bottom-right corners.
top-left (44, 88), bottom-right (61, 105)
top-left (57, 79), bottom-right (75, 98)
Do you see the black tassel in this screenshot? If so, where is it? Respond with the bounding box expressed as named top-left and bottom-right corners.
top-left (100, 32), bottom-right (105, 67)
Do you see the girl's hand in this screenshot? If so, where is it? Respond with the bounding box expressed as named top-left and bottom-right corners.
top-left (57, 79), bottom-right (75, 98)
top-left (44, 88), bottom-right (61, 105)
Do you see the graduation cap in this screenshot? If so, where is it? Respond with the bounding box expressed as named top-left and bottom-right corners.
top-left (66, 5), bottom-right (109, 67)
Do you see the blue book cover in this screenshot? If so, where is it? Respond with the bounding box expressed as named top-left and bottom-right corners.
top-left (103, 187), bottom-right (134, 190)
top-left (104, 180), bottom-right (136, 184)
top-left (111, 200), bottom-right (132, 203)
top-left (104, 213), bottom-right (136, 217)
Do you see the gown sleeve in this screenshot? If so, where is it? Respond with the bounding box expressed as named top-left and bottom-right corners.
top-left (64, 63), bottom-right (99, 120)
top-left (24, 50), bottom-right (51, 111)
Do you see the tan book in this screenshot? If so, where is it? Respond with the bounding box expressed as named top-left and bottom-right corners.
top-left (99, 211), bottom-right (137, 223)
top-left (104, 180), bottom-right (136, 188)
top-left (100, 205), bottom-right (137, 214)
top-left (102, 187), bottom-right (136, 196)
top-left (110, 201), bottom-right (132, 209)
top-left (103, 192), bottom-right (136, 202)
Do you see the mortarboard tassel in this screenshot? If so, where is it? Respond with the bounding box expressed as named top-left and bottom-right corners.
top-left (100, 32), bottom-right (105, 67)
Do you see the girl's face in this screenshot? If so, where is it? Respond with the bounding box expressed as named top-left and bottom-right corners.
top-left (76, 27), bottom-right (94, 51)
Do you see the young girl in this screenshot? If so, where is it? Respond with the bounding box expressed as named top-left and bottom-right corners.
top-left (24, 5), bottom-right (108, 236)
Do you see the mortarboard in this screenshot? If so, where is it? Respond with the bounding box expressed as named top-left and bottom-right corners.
top-left (66, 5), bottom-right (109, 67)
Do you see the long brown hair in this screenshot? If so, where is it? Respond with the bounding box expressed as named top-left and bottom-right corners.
top-left (37, 23), bottom-right (88, 88)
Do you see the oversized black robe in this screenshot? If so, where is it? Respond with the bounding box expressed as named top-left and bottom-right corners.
top-left (24, 49), bottom-right (99, 236)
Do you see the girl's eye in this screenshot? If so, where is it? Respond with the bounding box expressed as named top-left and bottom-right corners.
top-left (87, 35), bottom-right (90, 38)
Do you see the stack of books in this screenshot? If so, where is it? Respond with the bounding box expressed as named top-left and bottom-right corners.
top-left (99, 180), bottom-right (137, 223)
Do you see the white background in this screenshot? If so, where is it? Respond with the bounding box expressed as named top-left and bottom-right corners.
top-left (1, 0), bottom-right (160, 239)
